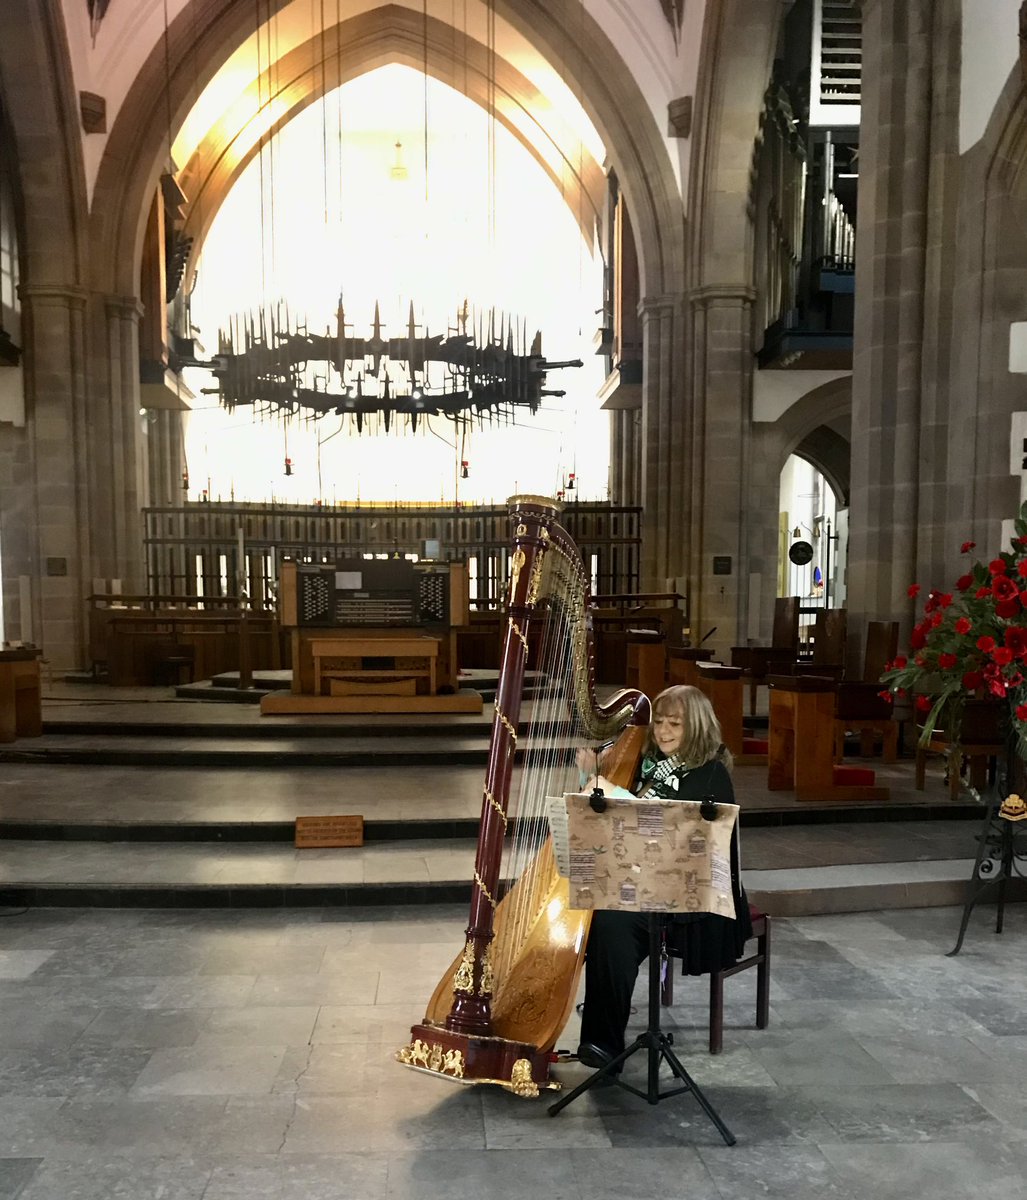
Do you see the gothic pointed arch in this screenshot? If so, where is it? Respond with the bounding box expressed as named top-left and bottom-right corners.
top-left (90, 0), bottom-right (683, 304)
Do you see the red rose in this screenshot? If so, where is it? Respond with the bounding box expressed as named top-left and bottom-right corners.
top-left (954, 617), bottom-right (972, 634)
top-left (989, 678), bottom-right (1009, 697)
top-left (992, 646), bottom-right (1014, 666)
top-left (977, 636), bottom-right (996, 652)
top-left (931, 611), bottom-right (944, 627)
top-left (924, 596), bottom-right (937, 613)
top-left (908, 584), bottom-right (921, 598)
top-left (997, 599), bottom-right (1021, 618)
top-left (910, 627), bottom-right (927, 649)
top-left (1018, 535), bottom-right (1027, 545)
top-left (962, 671), bottom-right (983, 690)
top-left (961, 541), bottom-right (976, 553)
top-left (915, 695), bottom-right (932, 714)
top-left (1018, 560), bottom-right (1027, 579)
top-left (976, 587), bottom-right (992, 599)
top-left (878, 690), bottom-right (894, 705)
top-left (938, 593), bottom-right (953, 608)
top-left (1004, 627), bottom-right (1027, 657)
top-left (938, 653), bottom-right (958, 669)
top-left (893, 655), bottom-right (907, 668)
top-left (956, 574), bottom-right (973, 591)
top-left (1017, 705), bottom-right (1027, 722)
top-left (991, 558), bottom-right (1008, 575)
top-left (993, 575), bottom-right (1020, 602)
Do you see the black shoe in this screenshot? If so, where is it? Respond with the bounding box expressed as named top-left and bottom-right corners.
top-left (576, 1042), bottom-right (615, 1070)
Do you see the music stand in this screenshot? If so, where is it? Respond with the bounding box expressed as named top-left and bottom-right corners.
top-left (546, 794), bottom-right (737, 1144)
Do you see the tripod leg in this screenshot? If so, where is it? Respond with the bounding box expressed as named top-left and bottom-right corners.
top-left (660, 1040), bottom-right (736, 1147)
top-left (548, 1040), bottom-right (637, 1117)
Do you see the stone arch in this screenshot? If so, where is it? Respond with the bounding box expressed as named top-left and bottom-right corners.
top-left (176, 8), bottom-right (606, 287)
top-left (91, 0), bottom-right (683, 301)
top-left (0, 0), bottom-right (88, 286)
top-left (777, 374), bottom-right (853, 505)
top-left (792, 427), bottom-right (851, 509)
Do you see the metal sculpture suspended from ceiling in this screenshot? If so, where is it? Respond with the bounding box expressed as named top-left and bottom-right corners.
top-left (199, 299), bottom-right (581, 434)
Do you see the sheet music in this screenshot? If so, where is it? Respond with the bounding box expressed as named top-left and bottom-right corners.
top-left (561, 794), bottom-right (739, 916)
top-left (546, 793), bottom-right (579, 877)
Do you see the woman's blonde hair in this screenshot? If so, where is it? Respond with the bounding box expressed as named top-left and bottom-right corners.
top-left (645, 684), bottom-right (732, 771)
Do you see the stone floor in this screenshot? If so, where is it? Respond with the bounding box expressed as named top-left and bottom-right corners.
top-left (0, 901), bottom-right (1024, 1199)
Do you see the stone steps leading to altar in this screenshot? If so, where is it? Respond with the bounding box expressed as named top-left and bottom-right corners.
top-left (2, 689), bottom-right (1002, 915)
top-left (0, 832), bottom-right (1016, 916)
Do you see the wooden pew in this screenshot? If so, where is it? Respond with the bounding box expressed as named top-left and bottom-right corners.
top-left (768, 674), bottom-right (889, 801)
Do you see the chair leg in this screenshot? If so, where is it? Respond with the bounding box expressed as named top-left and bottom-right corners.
top-left (756, 919), bottom-right (771, 1030)
top-left (709, 971), bottom-right (724, 1055)
top-left (914, 748), bottom-right (926, 790)
top-left (748, 679), bottom-right (757, 717)
top-left (859, 728), bottom-right (874, 758)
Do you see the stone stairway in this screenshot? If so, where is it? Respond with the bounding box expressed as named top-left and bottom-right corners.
top-left (0, 688), bottom-right (1011, 916)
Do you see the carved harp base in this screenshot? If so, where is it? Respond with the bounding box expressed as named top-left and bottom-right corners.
top-left (396, 1022), bottom-right (559, 1097)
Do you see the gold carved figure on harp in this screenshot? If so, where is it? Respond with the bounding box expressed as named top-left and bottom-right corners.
top-left (396, 495), bottom-right (651, 1094)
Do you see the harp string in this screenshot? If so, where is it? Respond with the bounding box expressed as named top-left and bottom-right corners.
top-left (494, 551), bottom-right (588, 988)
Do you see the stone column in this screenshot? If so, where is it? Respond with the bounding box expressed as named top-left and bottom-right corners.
top-left (847, 0), bottom-right (935, 640)
top-left (684, 285), bottom-right (756, 657)
top-left (609, 408), bottom-right (641, 508)
top-left (639, 294), bottom-right (685, 590)
top-left (18, 283), bottom-right (91, 670)
top-left (100, 295), bottom-right (147, 591)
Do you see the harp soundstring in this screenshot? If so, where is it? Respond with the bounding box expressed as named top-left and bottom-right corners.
top-left (496, 590), bottom-right (577, 986)
top-left (498, 593), bottom-right (582, 986)
top-left (499, 596), bottom-right (563, 979)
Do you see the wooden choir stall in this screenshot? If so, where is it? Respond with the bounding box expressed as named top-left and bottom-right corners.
top-left (262, 557), bottom-right (482, 715)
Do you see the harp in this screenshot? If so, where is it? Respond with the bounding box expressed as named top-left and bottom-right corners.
top-left (397, 495), bottom-right (651, 1095)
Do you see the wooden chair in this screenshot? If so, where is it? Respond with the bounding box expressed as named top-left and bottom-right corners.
top-left (660, 906), bottom-right (771, 1054)
top-left (833, 620), bottom-right (900, 762)
top-left (914, 698), bottom-right (1006, 800)
top-left (793, 607), bottom-right (847, 680)
top-left (731, 597), bottom-right (799, 714)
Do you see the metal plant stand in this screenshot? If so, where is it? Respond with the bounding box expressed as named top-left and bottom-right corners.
top-left (948, 782), bottom-right (1027, 956)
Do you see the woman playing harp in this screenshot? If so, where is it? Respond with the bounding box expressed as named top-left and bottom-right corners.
top-left (396, 495), bottom-right (650, 1095)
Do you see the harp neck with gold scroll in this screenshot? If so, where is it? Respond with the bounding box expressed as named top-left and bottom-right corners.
top-left (397, 495), bottom-right (651, 1096)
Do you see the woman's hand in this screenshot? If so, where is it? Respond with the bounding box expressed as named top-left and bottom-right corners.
top-left (575, 746), bottom-right (607, 774)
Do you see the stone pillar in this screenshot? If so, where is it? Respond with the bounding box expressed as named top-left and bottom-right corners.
top-left (609, 408), bottom-right (641, 508)
top-left (100, 295), bottom-right (147, 591)
top-left (18, 283), bottom-right (91, 670)
top-left (147, 409), bottom-right (186, 509)
top-left (684, 285), bottom-right (756, 657)
top-left (915, 0), bottom-right (962, 582)
top-left (639, 294), bottom-right (685, 591)
top-left (847, 0), bottom-right (935, 638)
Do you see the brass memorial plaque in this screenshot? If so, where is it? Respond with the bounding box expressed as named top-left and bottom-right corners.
top-left (294, 815), bottom-right (365, 848)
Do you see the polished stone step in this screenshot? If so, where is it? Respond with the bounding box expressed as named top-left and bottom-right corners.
top-left (0, 733), bottom-right (491, 767)
top-left (0, 820), bottom-right (998, 912)
top-left (0, 835), bottom-right (1010, 916)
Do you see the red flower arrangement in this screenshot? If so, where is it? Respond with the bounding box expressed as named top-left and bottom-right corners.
top-left (881, 511), bottom-right (1027, 751)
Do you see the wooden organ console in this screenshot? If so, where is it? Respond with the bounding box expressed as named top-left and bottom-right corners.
top-left (261, 557), bottom-right (482, 714)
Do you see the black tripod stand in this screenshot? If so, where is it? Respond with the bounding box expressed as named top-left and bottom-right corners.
top-left (548, 912), bottom-right (736, 1145)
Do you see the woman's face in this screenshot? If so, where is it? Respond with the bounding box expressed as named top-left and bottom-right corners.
top-left (653, 705), bottom-right (686, 755)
